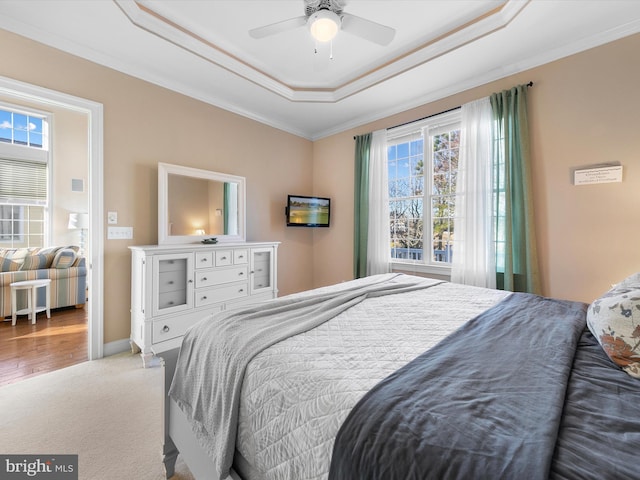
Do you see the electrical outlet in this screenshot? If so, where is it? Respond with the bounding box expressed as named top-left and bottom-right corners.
top-left (107, 211), bottom-right (118, 224)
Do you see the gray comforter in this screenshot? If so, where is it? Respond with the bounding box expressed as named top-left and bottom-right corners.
top-left (168, 273), bottom-right (443, 480)
top-left (329, 293), bottom-right (640, 479)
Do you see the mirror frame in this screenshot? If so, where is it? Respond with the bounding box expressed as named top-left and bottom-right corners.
top-left (158, 162), bottom-right (246, 244)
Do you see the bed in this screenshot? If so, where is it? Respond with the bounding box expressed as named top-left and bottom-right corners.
top-left (161, 272), bottom-right (640, 480)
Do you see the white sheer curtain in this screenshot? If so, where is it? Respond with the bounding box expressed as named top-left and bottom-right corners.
top-left (451, 97), bottom-right (496, 288)
top-left (366, 129), bottom-right (390, 275)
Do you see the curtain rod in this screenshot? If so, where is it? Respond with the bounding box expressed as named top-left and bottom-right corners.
top-left (354, 81), bottom-right (533, 139)
top-left (386, 105), bottom-right (461, 132)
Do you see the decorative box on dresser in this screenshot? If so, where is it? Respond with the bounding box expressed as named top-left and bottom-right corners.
top-left (129, 242), bottom-right (279, 367)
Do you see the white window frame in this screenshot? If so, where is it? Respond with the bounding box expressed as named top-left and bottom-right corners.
top-left (0, 101), bottom-right (52, 247)
top-left (387, 109), bottom-right (461, 276)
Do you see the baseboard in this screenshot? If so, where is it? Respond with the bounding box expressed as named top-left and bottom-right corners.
top-left (103, 338), bottom-right (131, 357)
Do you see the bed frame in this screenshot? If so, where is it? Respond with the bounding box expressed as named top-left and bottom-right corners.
top-left (161, 348), bottom-right (243, 480)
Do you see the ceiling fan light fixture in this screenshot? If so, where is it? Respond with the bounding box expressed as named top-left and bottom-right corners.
top-left (308, 9), bottom-right (340, 42)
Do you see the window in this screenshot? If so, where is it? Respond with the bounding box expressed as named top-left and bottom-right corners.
top-left (0, 104), bottom-right (50, 248)
top-left (0, 109), bottom-right (44, 148)
top-left (387, 110), bottom-right (460, 271)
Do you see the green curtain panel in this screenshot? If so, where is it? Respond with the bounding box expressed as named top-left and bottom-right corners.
top-left (491, 85), bottom-right (541, 294)
top-left (353, 133), bottom-right (371, 279)
top-left (223, 182), bottom-right (230, 235)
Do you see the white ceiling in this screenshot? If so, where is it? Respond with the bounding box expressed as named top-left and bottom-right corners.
top-left (1, 0), bottom-right (640, 140)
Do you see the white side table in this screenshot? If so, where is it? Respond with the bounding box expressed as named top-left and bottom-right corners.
top-left (10, 279), bottom-right (52, 326)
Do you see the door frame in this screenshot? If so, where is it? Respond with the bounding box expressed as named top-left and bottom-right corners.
top-left (0, 75), bottom-right (104, 360)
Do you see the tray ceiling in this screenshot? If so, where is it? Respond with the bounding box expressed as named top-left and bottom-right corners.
top-left (1, 0), bottom-right (639, 139)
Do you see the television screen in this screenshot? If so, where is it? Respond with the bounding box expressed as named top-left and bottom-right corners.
top-left (286, 195), bottom-right (330, 227)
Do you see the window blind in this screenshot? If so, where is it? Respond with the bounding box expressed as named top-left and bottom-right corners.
top-left (0, 158), bottom-right (47, 205)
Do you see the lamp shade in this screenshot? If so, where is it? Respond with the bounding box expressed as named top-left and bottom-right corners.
top-left (308, 9), bottom-right (340, 42)
top-left (68, 212), bottom-right (89, 229)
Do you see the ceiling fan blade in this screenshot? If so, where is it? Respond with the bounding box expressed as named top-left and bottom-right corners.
top-left (341, 12), bottom-right (395, 46)
top-left (249, 16), bottom-right (307, 39)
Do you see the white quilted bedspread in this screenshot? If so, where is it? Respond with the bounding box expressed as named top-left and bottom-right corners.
top-left (236, 281), bottom-right (509, 480)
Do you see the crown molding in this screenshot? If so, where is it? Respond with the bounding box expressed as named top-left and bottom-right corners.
top-left (116, 0), bottom-right (528, 103)
top-left (310, 16), bottom-right (640, 140)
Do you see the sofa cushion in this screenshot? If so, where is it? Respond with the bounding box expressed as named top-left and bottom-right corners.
top-left (37, 245), bottom-right (79, 256)
top-left (52, 248), bottom-right (78, 269)
top-left (20, 253), bottom-right (54, 270)
top-left (0, 256), bottom-right (21, 272)
top-left (0, 248), bottom-right (37, 266)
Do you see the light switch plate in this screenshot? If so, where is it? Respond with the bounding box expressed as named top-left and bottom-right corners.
top-left (107, 226), bottom-right (133, 240)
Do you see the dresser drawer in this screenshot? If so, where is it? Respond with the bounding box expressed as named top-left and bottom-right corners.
top-left (253, 251), bottom-right (270, 262)
top-left (158, 258), bottom-right (187, 273)
top-left (234, 249), bottom-right (248, 264)
top-left (195, 252), bottom-right (213, 269)
top-left (152, 313), bottom-right (196, 343)
top-left (252, 274), bottom-right (270, 290)
top-left (195, 282), bottom-right (249, 307)
top-left (215, 250), bottom-right (233, 266)
top-left (157, 289), bottom-right (187, 310)
top-left (158, 270), bottom-right (184, 293)
top-left (195, 266), bottom-right (248, 288)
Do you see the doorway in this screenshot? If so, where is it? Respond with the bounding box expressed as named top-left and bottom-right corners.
top-left (0, 75), bottom-right (104, 365)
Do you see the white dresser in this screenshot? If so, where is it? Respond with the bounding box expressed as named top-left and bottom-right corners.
top-left (129, 242), bottom-right (279, 366)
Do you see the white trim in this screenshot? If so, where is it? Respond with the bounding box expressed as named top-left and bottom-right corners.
top-left (311, 17), bottom-right (640, 141)
top-left (114, 0), bottom-right (528, 104)
top-left (3, 3), bottom-right (638, 141)
top-left (0, 75), bottom-right (105, 361)
top-left (103, 338), bottom-right (132, 357)
top-left (391, 261), bottom-right (451, 279)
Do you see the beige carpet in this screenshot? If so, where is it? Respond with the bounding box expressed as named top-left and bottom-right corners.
top-left (0, 352), bottom-right (195, 480)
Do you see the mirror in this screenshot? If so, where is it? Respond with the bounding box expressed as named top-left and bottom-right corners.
top-left (158, 162), bottom-right (246, 244)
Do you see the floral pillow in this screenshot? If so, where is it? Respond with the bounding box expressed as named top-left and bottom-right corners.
top-left (587, 272), bottom-right (640, 378)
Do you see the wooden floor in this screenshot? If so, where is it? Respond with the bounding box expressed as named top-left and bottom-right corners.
top-left (0, 305), bottom-right (88, 386)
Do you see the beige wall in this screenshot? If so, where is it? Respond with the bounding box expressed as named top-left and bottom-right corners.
top-left (1, 29), bottom-right (314, 344)
top-left (312, 33), bottom-right (640, 303)
top-left (3, 27), bottom-right (639, 346)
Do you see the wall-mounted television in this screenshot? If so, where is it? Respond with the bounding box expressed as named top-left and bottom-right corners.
top-left (286, 194), bottom-right (331, 227)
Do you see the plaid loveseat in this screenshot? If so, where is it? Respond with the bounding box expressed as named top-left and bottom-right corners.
top-left (0, 246), bottom-right (87, 319)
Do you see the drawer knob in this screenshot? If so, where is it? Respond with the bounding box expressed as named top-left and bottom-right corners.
top-left (202, 296), bottom-right (207, 300)
top-left (221, 256), bottom-right (227, 260)
top-left (239, 272), bottom-right (244, 276)
top-left (239, 289), bottom-right (244, 292)
top-left (168, 301), bottom-right (174, 305)
top-left (162, 325), bottom-right (170, 333)
top-left (168, 280), bottom-right (174, 285)
top-left (188, 279), bottom-right (193, 283)
top-left (202, 277), bottom-right (208, 281)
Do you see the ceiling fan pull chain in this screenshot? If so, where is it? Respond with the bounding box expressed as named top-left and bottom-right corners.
top-left (330, 39), bottom-right (333, 60)
top-left (314, 38), bottom-right (318, 54)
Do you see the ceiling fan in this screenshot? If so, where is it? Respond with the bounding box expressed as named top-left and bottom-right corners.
top-left (249, 0), bottom-right (396, 46)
